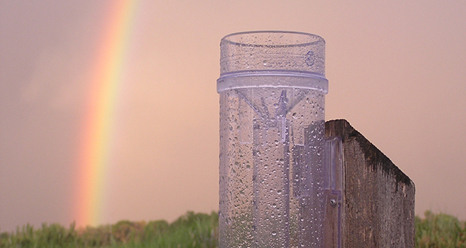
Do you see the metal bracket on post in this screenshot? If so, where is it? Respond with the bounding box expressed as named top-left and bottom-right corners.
top-left (323, 137), bottom-right (343, 248)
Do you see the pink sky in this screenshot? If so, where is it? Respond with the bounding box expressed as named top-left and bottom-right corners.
top-left (1, 0), bottom-right (465, 232)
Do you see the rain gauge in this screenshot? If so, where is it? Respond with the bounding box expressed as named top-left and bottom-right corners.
top-left (217, 31), bottom-right (341, 248)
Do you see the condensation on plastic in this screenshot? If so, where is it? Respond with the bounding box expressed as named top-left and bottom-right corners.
top-left (218, 31), bottom-right (328, 248)
top-left (219, 31), bottom-right (326, 76)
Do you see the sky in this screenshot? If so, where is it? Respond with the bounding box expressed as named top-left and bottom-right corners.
top-left (1, 0), bottom-right (466, 232)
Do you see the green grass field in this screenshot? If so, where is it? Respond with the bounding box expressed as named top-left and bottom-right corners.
top-left (416, 211), bottom-right (466, 248)
top-left (1, 211), bottom-right (464, 247)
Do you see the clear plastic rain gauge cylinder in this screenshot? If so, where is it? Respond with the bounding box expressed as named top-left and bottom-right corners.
top-left (217, 31), bottom-right (328, 247)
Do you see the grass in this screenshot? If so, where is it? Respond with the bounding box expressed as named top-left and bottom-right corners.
top-left (0, 212), bottom-right (218, 248)
top-left (416, 211), bottom-right (466, 248)
top-left (1, 210), bottom-right (464, 247)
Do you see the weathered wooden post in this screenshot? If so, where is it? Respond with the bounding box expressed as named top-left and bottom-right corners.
top-left (324, 119), bottom-right (415, 247)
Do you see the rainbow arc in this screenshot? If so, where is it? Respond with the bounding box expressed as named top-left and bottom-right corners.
top-left (74, 0), bottom-right (139, 227)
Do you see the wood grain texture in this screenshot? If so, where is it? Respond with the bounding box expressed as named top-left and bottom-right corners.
top-left (325, 119), bottom-right (415, 248)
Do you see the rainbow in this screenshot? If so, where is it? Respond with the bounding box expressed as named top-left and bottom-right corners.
top-left (74, 0), bottom-right (139, 227)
